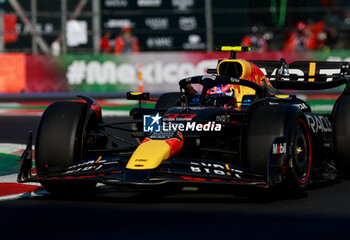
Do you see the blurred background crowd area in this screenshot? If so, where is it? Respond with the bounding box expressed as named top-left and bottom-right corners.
top-left (1, 0), bottom-right (350, 54)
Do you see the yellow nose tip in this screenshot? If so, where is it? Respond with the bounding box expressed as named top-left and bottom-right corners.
top-left (126, 140), bottom-right (171, 170)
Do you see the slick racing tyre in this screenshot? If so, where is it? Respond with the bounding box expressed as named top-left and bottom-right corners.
top-left (333, 94), bottom-right (350, 178)
top-left (241, 104), bottom-right (312, 190)
top-left (155, 92), bottom-right (180, 109)
top-left (35, 101), bottom-right (97, 195)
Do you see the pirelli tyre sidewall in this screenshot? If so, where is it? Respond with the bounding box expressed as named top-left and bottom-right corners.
top-left (241, 103), bottom-right (312, 190)
top-left (333, 94), bottom-right (350, 177)
top-left (35, 101), bottom-right (96, 194)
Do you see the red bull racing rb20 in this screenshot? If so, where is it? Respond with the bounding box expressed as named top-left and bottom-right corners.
top-left (17, 46), bottom-right (350, 195)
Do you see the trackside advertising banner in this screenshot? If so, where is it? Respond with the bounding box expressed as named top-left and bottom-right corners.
top-left (60, 53), bottom-right (221, 92)
top-left (0, 51), bottom-right (350, 93)
top-left (58, 51), bottom-right (311, 93)
top-left (0, 54), bottom-right (68, 93)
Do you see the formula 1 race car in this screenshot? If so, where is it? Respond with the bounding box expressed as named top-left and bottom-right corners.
top-left (18, 46), bottom-right (350, 195)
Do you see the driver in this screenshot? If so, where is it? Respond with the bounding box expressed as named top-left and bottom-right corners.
top-left (205, 84), bottom-right (237, 108)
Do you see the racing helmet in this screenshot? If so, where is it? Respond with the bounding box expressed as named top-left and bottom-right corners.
top-left (205, 84), bottom-right (236, 108)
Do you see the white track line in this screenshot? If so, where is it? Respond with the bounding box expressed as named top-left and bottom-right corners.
top-left (0, 173), bottom-right (41, 185)
top-left (0, 143), bottom-right (26, 155)
top-left (0, 190), bottom-right (48, 201)
top-left (102, 110), bottom-right (130, 117)
top-left (0, 109), bottom-right (130, 117)
top-left (310, 105), bottom-right (333, 111)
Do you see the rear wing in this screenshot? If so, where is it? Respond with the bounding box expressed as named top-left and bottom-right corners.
top-left (251, 59), bottom-right (350, 90)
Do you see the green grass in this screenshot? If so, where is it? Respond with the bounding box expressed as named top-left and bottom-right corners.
top-left (0, 153), bottom-right (21, 176)
top-left (306, 99), bottom-right (336, 114)
top-left (0, 102), bottom-right (156, 111)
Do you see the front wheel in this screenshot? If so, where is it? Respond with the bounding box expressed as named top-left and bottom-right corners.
top-left (35, 101), bottom-right (99, 195)
top-left (155, 92), bottom-right (180, 109)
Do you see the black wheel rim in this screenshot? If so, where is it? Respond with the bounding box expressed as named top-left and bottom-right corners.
top-left (292, 120), bottom-right (311, 184)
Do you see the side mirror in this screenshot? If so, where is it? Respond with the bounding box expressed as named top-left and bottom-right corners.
top-left (206, 68), bottom-right (217, 74)
top-left (126, 92), bottom-right (150, 101)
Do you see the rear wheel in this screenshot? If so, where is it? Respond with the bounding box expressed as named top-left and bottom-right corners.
top-left (333, 95), bottom-right (350, 177)
top-left (35, 101), bottom-right (97, 195)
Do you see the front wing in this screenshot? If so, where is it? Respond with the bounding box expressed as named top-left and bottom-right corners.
top-left (18, 140), bottom-right (271, 189)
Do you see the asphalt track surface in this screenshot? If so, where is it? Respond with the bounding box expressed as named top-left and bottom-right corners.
top-left (1, 116), bottom-right (350, 239)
